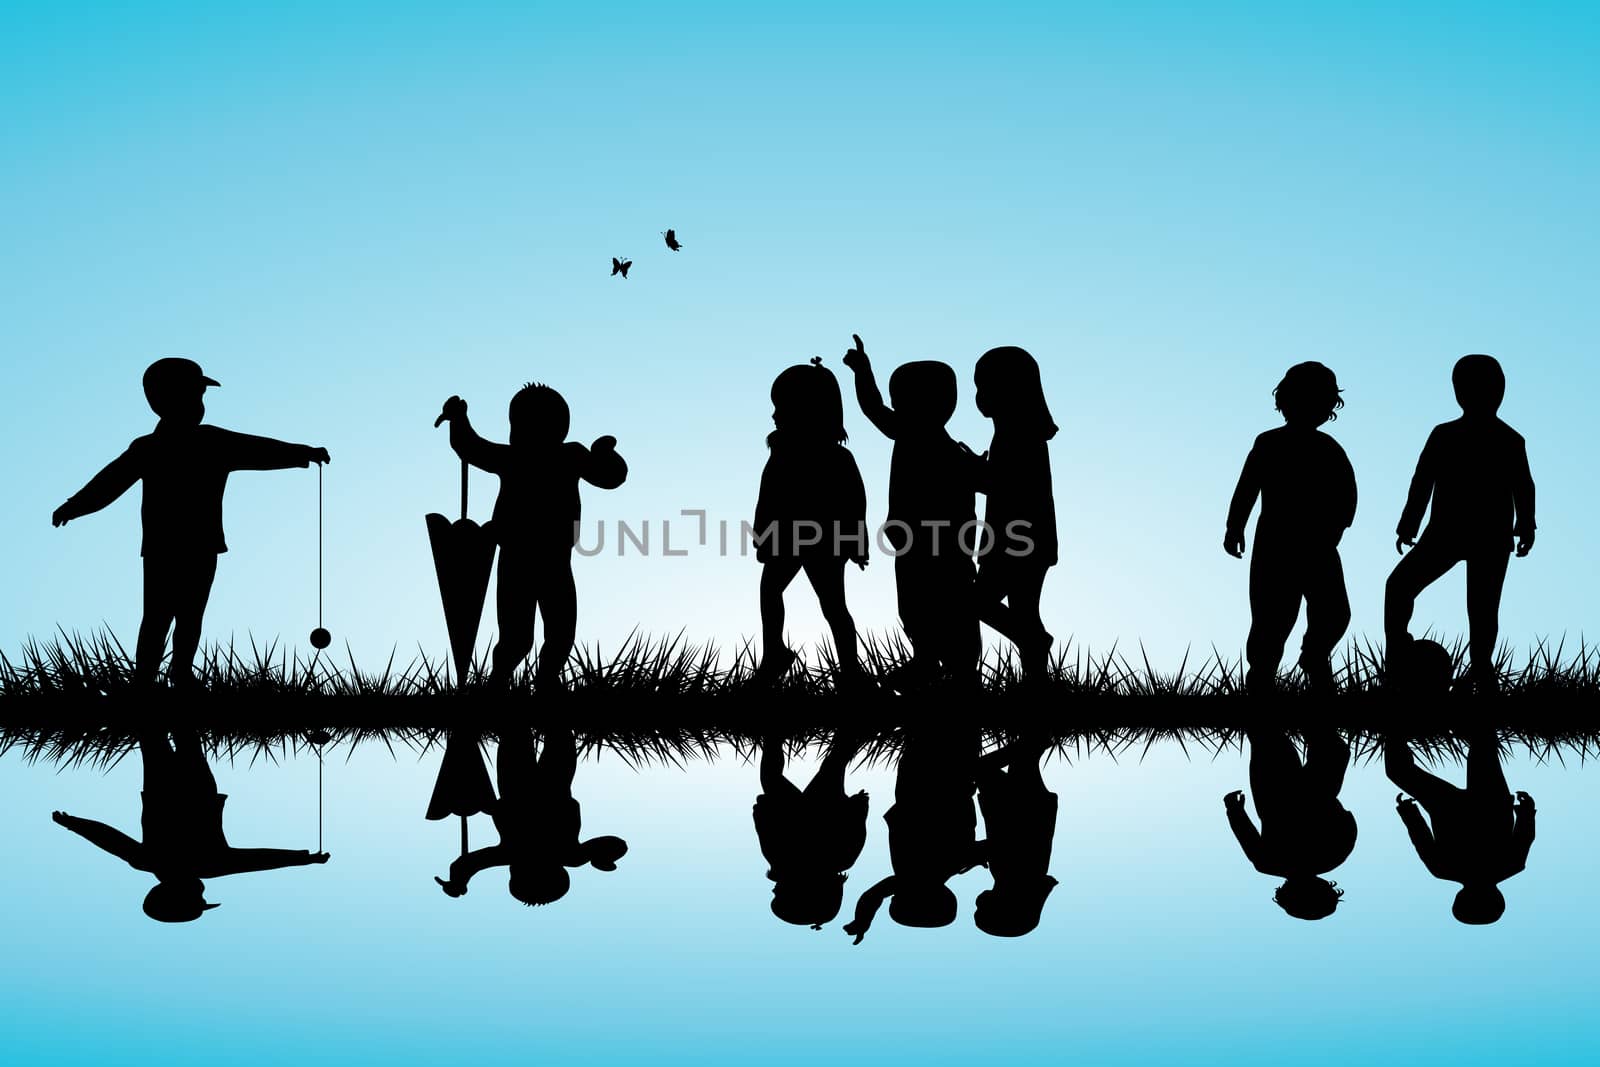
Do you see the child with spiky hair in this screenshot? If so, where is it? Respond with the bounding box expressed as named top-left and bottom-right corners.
top-left (434, 727), bottom-right (627, 907)
top-left (1225, 362), bottom-right (1357, 693)
top-left (436, 384), bottom-right (626, 689)
top-left (1387, 354), bottom-right (1536, 692)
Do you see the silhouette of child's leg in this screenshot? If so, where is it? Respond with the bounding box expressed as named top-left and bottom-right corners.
top-left (495, 726), bottom-right (537, 801)
top-left (760, 737), bottom-right (802, 799)
top-left (1384, 741), bottom-right (1458, 809)
top-left (1385, 539), bottom-right (1461, 645)
top-left (805, 731), bottom-right (860, 799)
top-left (534, 561), bottom-right (578, 690)
top-left (138, 731), bottom-right (176, 791)
top-left (1300, 549), bottom-right (1350, 683)
top-left (1245, 552), bottom-right (1301, 690)
top-left (759, 559), bottom-right (803, 662)
top-left (802, 557), bottom-right (860, 673)
top-left (895, 552), bottom-right (933, 662)
top-left (1464, 550), bottom-right (1511, 685)
top-left (136, 557), bottom-right (181, 686)
top-left (1464, 731), bottom-right (1511, 804)
top-left (1302, 729), bottom-right (1350, 797)
top-left (169, 554), bottom-right (218, 687)
top-left (1246, 729), bottom-right (1302, 812)
top-left (535, 727), bottom-right (578, 795)
top-left (489, 551), bottom-right (538, 685)
top-left (935, 557), bottom-right (981, 683)
top-left (976, 560), bottom-right (1051, 668)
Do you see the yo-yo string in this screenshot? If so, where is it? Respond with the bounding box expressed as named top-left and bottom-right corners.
top-left (317, 462), bottom-right (324, 630)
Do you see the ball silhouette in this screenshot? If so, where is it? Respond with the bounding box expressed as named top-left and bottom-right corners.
top-left (309, 627), bottom-right (332, 650)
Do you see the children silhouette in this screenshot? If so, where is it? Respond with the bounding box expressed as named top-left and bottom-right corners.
top-left (52, 729), bottom-right (330, 922)
top-left (1386, 354), bottom-right (1536, 692)
top-left (51, 359), bottom-right (330, 688)
top-left (1224, 728), bottom-right (1356, 920)
top-left (844, 726), bottom-right (987, 944)
top-left (434, 727), bottom-right (627, 906)
top-left (1386, 731), bottom-right (1535, 924)
top-left (843, 335), bottom-right (984, 689)
top-left (436, 385), bottom-right (627, 690)
top-left (753, 731), bottom-right (871, 928)
top-left (970, 347), bottom-right (1058, 679)
top-left (1224, 362), bottom-right (1356, 693)
top-left (973, 736), bottom-right (1059, 937)
top-left (752, 359), bottom-right (868, 686)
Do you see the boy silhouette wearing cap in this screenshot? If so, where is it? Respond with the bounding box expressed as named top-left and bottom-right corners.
top-left (1386, 730), bottom-right (1535, 924)
top-left (52, 358), bottom-right (331, 688)
top-left (436, 385), bottom-right (626, 689)
top-left (434, 726), bottom-right (627, 907)
top-left (52, 729), bottom-right (330, 922)
top-left (1387, 354), bottom-right (1536, 691)
top-left (1224, 362), bottom-right (1356, 693)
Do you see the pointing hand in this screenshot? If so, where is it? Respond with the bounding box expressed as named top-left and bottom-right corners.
top-left (842, 334), bottom-right (869, 372)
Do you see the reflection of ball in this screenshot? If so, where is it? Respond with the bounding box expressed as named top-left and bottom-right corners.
top-left (309, 627), bottom-right (332, 650)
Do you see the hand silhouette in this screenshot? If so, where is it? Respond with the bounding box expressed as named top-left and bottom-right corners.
top-left (51, 507), bottom-right (70, 528)
top-left (1516, 532), bottom-right (1535, 557)
top-left (842, 334), bottom-right (870, 373)
top-left (434, 876), bottom-right (466, 897)
top-left (1223, 790), bottom-right (1245, 811)
top-left (306, 447), bottom-right (331, 466)
top-left (957, 441), bottom-right (988, 463)
top-left (1396, 792), bottom-right (1418, 810)
top-left (434, 395), bottom-right (467, 428)
top-left (843, 919), bottom-right (868, 945)
top-left (309, 851), bottom-right (331, 864)
top-left (592, 435), bottom-right (618, 453)
top-left (1515, 790), bottom-right (1536, 811)
top-left (51, 810), bottom-right (70, 825)
top-left (1223, 532), bottom-right (1245, 558)
top-left (1396, 536), bottom-right (1416, 555)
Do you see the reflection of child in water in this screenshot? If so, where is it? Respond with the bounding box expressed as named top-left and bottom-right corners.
top-left (753, 733), bottom-right (870, 928)
top-left (1224, 728), bottom-right (1356, 920)
top-left (844, 728), bottom-right (987, 944)
top-left (1387, 730), bottom-right (1535, 925)
top-left (434, 728), bottom-right (626, 906)
top-left (974, 737), bottom-right (1059, 937)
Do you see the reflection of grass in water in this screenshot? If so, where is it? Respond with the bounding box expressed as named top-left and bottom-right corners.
top-left (2, 629), bottom-right (1597, 768)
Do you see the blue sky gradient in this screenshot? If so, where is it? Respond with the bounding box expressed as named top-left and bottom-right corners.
top-left (4, 2), bottom-right (1597, 671)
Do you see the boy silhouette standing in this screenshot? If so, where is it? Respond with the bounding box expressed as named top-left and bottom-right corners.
top-left (1387, 354), bottom-right (1535, 691)
top-left (1386, 731), bottom-right (1535, 924)
top-left (53, 729), bottom-right (330, 922)
top-left (842, 335), bottom-right (984, 688)
top-left (437, 385), bottom-right (626, 689)
top-left (52, 358), bottom-right (330, 688)
top-left (1225, 362), bottom-right (1356, 692)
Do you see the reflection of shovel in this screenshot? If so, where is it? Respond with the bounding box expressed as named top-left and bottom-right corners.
top-left (426, 446), bottom-right (497, 687)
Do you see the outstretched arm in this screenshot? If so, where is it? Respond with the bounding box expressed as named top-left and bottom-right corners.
top-left (443, 406), bottom-right (509, 475)
top-left (214, 428), bottom-right (328, 472)
top-left (1397, 431), bottom-right (1438, 548)
top-left (437, 844), bottom-right (508, 895)
top-left (205, 848), bottom-right (330, 877)
top-left (842, 876), bottom-right (895, 944)
top-left (575, 438), bottom-right (628, 489)
top-left (842, 336), bottom-right (899, 440)
top-left (53, 446), bottom-right (142, 526)
top-left (1224, 443), bottom-right (1262, 557)
top-left (52, 812), bottom-right (143, 868)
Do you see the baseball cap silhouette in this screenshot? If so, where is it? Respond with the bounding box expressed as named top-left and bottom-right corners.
top-left (143, 357), bottom-right (220, 402)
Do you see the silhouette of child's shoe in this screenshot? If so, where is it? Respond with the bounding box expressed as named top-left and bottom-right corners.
top-left (754, 645), bottom-right (798, 687)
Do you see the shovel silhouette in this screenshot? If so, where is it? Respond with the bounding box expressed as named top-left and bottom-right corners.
top-left (426, 437), bottom-right (497, 687)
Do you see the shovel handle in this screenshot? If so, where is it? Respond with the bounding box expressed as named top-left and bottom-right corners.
top-left (460, 459), bottom-right (468, 523)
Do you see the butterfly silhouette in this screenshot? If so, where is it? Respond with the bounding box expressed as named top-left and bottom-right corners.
top-left (662, 229), bottom-right (682, 251)
top-left (611, 257), bottom-right (632, 279)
